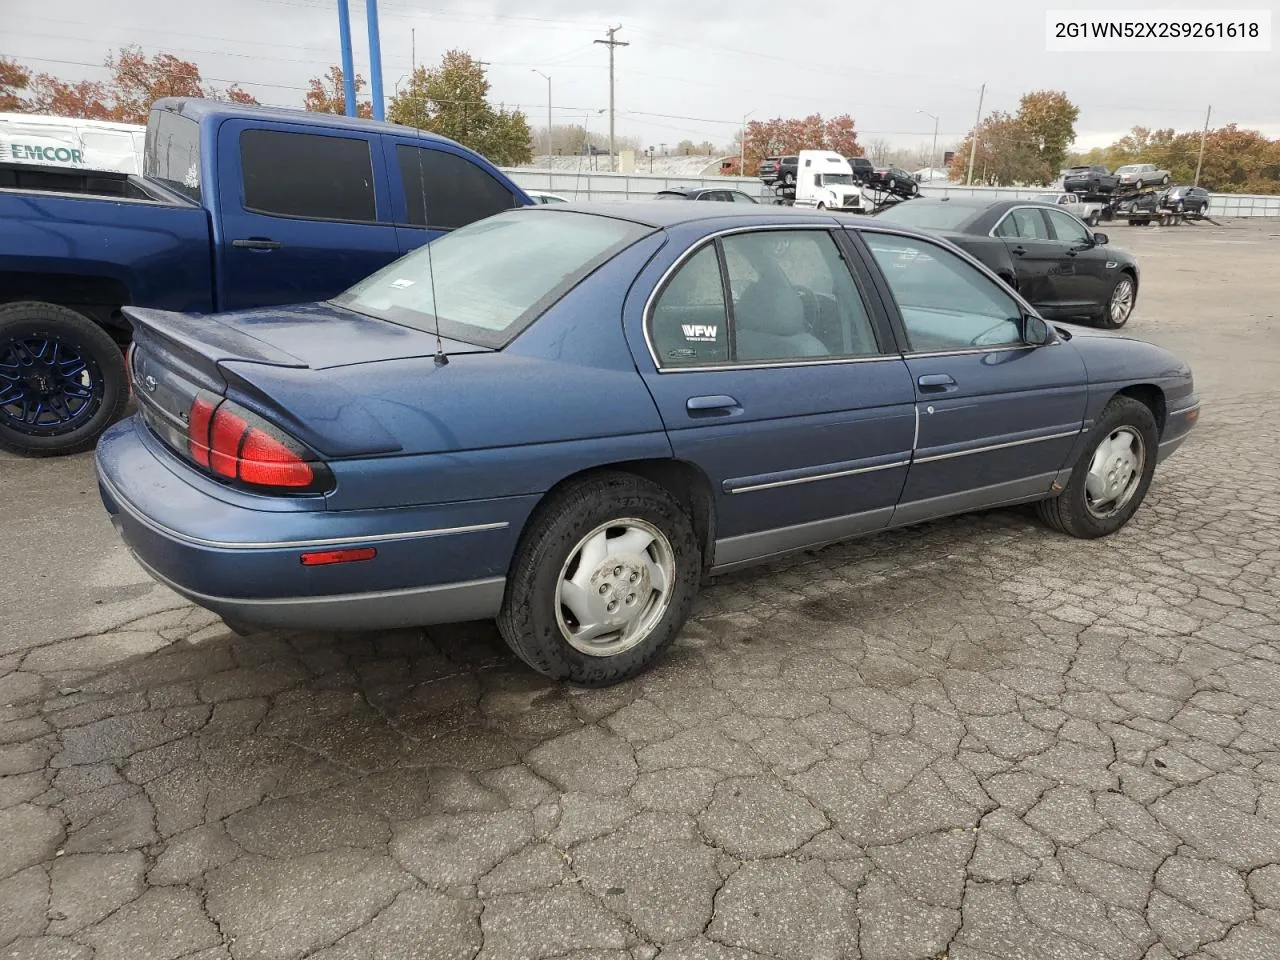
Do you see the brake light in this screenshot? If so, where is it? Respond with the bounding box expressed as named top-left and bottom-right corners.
top-left (185, 393), bottom-right (321, 491)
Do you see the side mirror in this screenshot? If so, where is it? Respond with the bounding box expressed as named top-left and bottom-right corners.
top-left (1093, 232), bottom-right (1109, 245)
top-left (1023, 315), bottom-right (1053, 346)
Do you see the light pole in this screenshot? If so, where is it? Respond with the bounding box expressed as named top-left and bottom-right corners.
top-left (532, 70), bottom-right (552, 165)
top-left (917, 109), bottom-right (939, 179)
top-left (741, 108), bottom-right (756, 178)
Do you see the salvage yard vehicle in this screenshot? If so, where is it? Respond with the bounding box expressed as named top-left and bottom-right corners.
top-left (866, 165), bottom-right (919, 198)
top-left (1062, 164), bottom-right (1120, 196)
top-left (1163, 185), bottom-right (1211, 214)
top-left (0, 97), bottom-right (530, 457)
top-left (793, 151), bottom-right (867, 213)
top-left (656, 187), bottom-right (758, 203)
top-left (1114, 163), bottom-right (1171, 190)
top-left (1034, 192), bottom-right (1108, 226)
top-left (97, 203), bottom-right (1198, 686)
top-left (875, 198), bottom-right (1140, 328)
top-left (758, 155), bottom-right (798, 186)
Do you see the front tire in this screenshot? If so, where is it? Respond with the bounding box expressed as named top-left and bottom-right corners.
top-left (498, 473), bottom-right (701, 686)
top-left (1099, 273), bottom-right (1136, 329)
top-left (1037, 396), bottom-right (1158, 539)
top-left (0, 301), bottom-right (128, 457)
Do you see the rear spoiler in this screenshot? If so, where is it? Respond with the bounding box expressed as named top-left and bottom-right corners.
top-left (123, 306), bottom-right (307, 369)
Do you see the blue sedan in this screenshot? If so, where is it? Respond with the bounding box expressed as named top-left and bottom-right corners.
top-left (96, 203), bottom-right (1199, 686)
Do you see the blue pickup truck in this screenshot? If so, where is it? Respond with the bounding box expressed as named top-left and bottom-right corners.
top-left (0, 98), bottom-right (531, 456)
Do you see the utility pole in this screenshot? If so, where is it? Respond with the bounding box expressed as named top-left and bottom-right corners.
top-left (336, 0), bottom-right (357, 117)
top-left (533, 70), bottom-right (552, 164)
top-left (918, 109), bottom-right (939, 177)
top-left (366, 0), bottom-right (384, 121)
top-left (594, 25), bottom-right (629, 172)
top-left (741, 109), bottom-right (756, 177)
top-left (965, 83), bottom-right (985, 186)
top-left (1194, 104), bottom-right (1212, 187)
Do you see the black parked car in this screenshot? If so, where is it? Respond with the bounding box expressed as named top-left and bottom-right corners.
top-left (866, 165), bottom-right (919, 197)
top-left (655, 188), bottom-right (758, 203)
top-left (1063, 165), bottom-right (1120, 195)
top-left (758, 155), bottom-right (798, 186)
top-left (1163, 185), bottom-right (1211, 214)
top-left (846, 156), bottom-right (874, 184)
top-left (875, 198), bottom-right (1140, 329)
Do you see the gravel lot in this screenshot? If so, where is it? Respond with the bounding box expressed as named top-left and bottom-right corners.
top-left (3, 217), bottom-right (1279, 960)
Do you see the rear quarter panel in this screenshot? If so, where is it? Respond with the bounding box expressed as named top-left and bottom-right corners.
top-left (0, 190), bottom-right (215, 311)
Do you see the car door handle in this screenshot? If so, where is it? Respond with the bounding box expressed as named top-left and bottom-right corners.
top-left (917, 374), bottom-right (957, 392)
top-left (1010, 246), bottom-right (1027, 256)
top-left (686, 395), bottom-right (742, 417)
top-left (232, 238), bottom-right (282, 251)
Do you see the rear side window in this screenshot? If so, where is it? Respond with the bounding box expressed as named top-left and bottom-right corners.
top-left (239, 130), bottom-right (376, 222)
top-left (397, 145), bottom-right (517, 230)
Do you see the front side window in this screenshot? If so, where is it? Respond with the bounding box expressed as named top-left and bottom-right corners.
top-left (863, 233), bottom-right (1024, 353)
top-left (397, 145), bottom-right (517, 229)
top-left (239, 129), bottom-right (375, 222)
top-left (334, 210), bottom-right (649, 348)
top-left (1045, 209), bottom-right (1091, 245)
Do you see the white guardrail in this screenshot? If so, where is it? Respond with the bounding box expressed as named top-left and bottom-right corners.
top-left (502, 167), bottom-right (1280, 218)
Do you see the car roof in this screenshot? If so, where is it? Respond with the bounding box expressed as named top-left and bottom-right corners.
top-left (154, 97), bottom-right (464, 149)
top-left (511, 201), bottom-right (939, 233)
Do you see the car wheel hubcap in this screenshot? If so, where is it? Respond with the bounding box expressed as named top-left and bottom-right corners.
top-left (1085, 426), bottom-right (1145, 519)
top-left (0, 335), bottom-right (102, 436)
top-left (555, 518), bottom-right (676, 658)
top-left (1110, 279), bottom-right (1134, 324)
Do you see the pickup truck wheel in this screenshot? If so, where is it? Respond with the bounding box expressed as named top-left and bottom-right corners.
top-left (0, 301), bottom-right (128, 457)
top-left (498, 472), bottom-right (700, 686)
top-left (1036, 396), bottom-right (1157, 539)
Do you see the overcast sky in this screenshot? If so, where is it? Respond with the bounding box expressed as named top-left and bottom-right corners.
top-left (3, 0), bottom-right (1277, 153)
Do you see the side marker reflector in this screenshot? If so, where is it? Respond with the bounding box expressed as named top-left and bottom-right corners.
top-left (300, 547), bottom-right (377, 566)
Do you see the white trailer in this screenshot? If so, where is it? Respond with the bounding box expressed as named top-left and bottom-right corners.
top-left (0, 113), bottom-right (146, 174)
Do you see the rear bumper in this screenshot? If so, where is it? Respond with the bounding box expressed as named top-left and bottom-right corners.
top-left (95, 417), bottom-right (528, 631)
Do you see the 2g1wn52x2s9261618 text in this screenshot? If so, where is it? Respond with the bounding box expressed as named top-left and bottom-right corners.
top-left (1045, 9), bottom-right (1271, 51)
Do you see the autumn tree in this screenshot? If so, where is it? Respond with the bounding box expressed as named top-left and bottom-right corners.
top-left (106, 46), bottom-right (204, 122)
top-left (22, 75), bottom-right (113, 120)
top-left (387, 50), bottom-right (532, 165)
top-left (304, 66), bottom-right (372, 118)
top-left (740, 113), bottom-right (862, 174)
top-left (1, 57), bottom-right (31, 111)
top-left (949, 91), bottom-right (1079, 186)
top-left (1070, 124), bottom-right (1280, 194)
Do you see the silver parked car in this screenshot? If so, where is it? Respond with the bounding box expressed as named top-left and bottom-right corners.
top-left (1114, 163), bottom-right (1171, 190)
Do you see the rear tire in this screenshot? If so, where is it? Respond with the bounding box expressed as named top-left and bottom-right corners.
top-left (1037, 396), bottom-right (1158, 539)
top-left (0, 301), bottom-right (128, 457)
top-left (498, 473), bottom-right (701, 686)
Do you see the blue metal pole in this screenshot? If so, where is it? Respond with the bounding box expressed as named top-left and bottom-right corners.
top-left (336, 0), bottom-right (357, 117)
top-left (366, 0), bottom-right (385, 121)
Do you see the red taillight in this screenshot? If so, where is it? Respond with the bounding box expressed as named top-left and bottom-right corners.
top-left (188, 396), bottom-right (216, 467)
top-left (240, 428), bottom-right (314, 487)
top-left (184, 394), bottom-right (322, 491)
top-left (299, 547), bottom-right (376, 566)
top-left (209, 407), bottom-right (247, 479)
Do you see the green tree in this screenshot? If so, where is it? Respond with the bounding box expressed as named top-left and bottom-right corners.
top-left (1068, 124), bottom-right (1280, 194)
top-left (388, 50), bottom-right (531, 165)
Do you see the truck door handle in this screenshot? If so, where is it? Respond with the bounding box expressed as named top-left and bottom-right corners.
top-left (917, 374), bottom-right (957, 392)
top-left (232, 238), bottom-right (282, 251)
top-left (1010, 246), bottom-right (1027, 256)
top-left (686, 395), bottom-right (742, 417)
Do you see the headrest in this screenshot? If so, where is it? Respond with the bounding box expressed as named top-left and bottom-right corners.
top-left (734, 281), bottom-right (806, 337)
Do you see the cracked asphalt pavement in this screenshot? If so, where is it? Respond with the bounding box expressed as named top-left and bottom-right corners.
top-left (3, 218), bottom-right (1280, 960)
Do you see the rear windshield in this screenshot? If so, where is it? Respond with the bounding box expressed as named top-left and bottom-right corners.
top-left (144, 110), bottom-right (201, 202)
top-left (332, 210), bottom-right (651, 348)
top-left (873, 201), bottom-right (980, 230)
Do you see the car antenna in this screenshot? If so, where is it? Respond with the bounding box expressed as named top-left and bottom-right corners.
top-left (409, 33), bottom-right (448, 366)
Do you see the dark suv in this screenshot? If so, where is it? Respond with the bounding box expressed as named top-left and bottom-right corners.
top-left (1063, 165), bottom-right (1120, 195)
top-left (846, 156), bottom-right (874, 184)
top-left (867, 166), bottom-right (918, 197)
top-left (759, 155), bottom-right (798, 186)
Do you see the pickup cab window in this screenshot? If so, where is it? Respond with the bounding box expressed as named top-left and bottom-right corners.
top-left (397, 145), bottom-right (518, 230)
top-left (145, 111), bottom-right (201, 202)
top-left (239, 129), bottom-right (376, 222)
